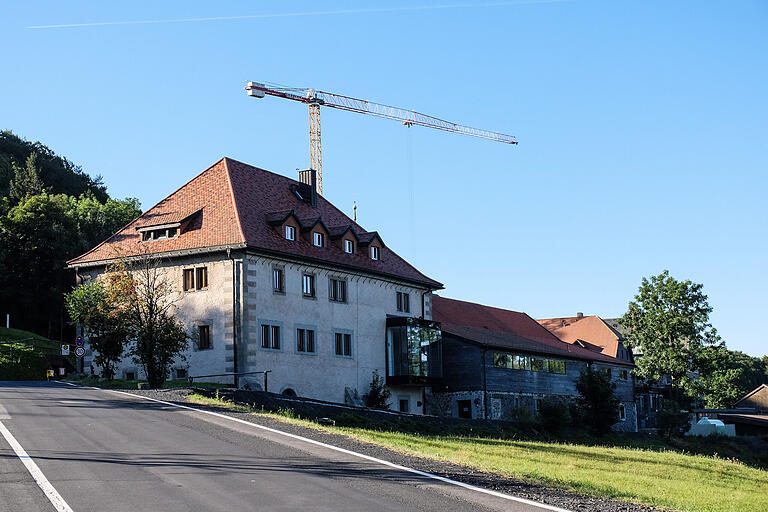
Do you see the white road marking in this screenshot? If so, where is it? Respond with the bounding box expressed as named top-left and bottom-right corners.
top-left (58, 381), bottom-right (571, 512)
top-left (0, 419), bottom-right (75, 512)
top-left (0, 403), bottom-right (10, 419)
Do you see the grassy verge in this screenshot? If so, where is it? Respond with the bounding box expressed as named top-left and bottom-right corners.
top-left (64, 376), bottom-right (231, 390)
top-left (0, 327), bottom-right (73, 380)
top-left (185, 393), bottom-right (768, 512)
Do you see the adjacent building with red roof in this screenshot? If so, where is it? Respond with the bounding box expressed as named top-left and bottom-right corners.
top-left (429, 296), bottom-right (637, 431)
top-left (536, 314), bottom-right (634, 363)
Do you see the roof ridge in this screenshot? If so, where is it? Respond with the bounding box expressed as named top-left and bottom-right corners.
top-left (434, 295), bottom-right (527, 315)
top-left (222, 158), bottom-right (246, 244)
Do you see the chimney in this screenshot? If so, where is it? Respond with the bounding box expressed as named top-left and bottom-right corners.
top-left (297, 169), bottom-right (318, 208)
top-left (576, 312), bottom-right (584, 318)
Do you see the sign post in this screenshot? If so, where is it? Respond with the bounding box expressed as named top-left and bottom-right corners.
top-left (74, 336), bottom-right (85, 372)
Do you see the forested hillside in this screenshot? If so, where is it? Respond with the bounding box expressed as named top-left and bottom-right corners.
top-left (0, 131), bottom-right (141, 340)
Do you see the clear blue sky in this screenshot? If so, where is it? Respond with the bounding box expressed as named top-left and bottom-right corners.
top-left (2, 1), bottom-right (766, 356)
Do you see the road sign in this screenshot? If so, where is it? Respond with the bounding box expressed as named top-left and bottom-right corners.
top-left (61, 344), bottom-right (70, 356)
top-left (58, 368), bottom-right (65, 376)
top-left (46, 370), bottom-right (54, 378)
top-left (75, 336), bottom-right (84, 347)
top-left (75, 347), bottom-right (85, 358)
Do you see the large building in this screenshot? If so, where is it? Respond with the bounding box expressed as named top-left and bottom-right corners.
top-left (429, 297), bottom-right (638, 431)
top-left (68, 158), bottom-right (443, 414)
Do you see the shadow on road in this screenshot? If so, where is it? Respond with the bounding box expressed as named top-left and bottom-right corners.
top-left (0, 449), bottom-right (434, 484)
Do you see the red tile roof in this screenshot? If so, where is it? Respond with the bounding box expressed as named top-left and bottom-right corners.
top-left (433, 296), bottom-right (632, 366)
top-left (68, 158), bottom-right (442, 289)
top-left (537, 315), bottom-right (624, 358)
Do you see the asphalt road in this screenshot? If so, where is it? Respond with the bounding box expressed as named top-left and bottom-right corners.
top-left (0, 382), bottom-right (562, 512)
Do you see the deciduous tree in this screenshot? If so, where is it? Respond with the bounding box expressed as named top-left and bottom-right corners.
top-left (620, 270), bottom-right (721, 396)
top-left (693, 346), bottom-right (767, 408)
top-left (112, 255), bottom-right (189, 388)
top-left (65, 279), bottom-right (130, 380)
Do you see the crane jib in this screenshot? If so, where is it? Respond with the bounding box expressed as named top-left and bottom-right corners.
top-left (245, 81), bottom-right (516, 145)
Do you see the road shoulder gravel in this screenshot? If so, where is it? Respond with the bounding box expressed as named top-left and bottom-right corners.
top-left (119, 387), bottom-right (664, 512)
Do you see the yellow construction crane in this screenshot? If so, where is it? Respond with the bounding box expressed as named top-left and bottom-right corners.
top-left (246, 81), bottom-right (517, 195)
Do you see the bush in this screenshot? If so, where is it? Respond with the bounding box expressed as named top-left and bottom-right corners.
top-left (509, 406), bottom-right (540, 431)
top-left (538, 398), bottom-right (572, 434)
top-left (658, 399), bottom-right (691, 440)
top-left (362, 370), bottom-right (391, 409)
top-left (576, 366), bottom-right (620, 435)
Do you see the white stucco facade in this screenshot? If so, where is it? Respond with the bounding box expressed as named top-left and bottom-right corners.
top-left (81, 249), bottom-right (434, 414)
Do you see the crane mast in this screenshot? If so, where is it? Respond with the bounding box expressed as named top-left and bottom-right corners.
top-left (246, 81), bottom-right (517, 194)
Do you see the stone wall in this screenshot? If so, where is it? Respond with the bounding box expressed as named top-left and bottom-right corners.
top-left (429, 389), bottom-right (638, 432)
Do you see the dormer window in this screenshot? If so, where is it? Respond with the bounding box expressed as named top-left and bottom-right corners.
top-left (370, 246), bottom-right (380, 260)
top-left (313, 232), bottom-right (324, 247)
top-left (285, 225), bottom-right (296, 241)
top-left (139, 225), bottom-right (179, 242)
top-left (344, 239), bottom-right (354, 254)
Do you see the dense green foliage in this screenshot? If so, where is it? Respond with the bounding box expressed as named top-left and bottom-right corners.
top-left (693, 346), bottom-right (768, 408)
top-left (621, 270), bottom-right (721, 395)
top-left (576, 366), bottom-right (620, 435)
top-left (621, 270), bottom-right (767, 409)
top-left (0, 131), bottom-right (107, 201)
top-left (0, 131), bottom-right (140, 340)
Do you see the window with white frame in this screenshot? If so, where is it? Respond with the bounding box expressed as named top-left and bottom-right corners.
top-left (313, 232), bottom-right (324, 247)
top-left (261, 323), bottom-right (281, 350)
top-left (344, 239), bottom-right (354, 253)
top-left (370, 246), bottom-right (380, 260)
top-left (302, 273), bottom-right (315, 298)
top-left (272, 267), bottom-right (284, 293)
top-left (285, 225), bottom-right (296, 241)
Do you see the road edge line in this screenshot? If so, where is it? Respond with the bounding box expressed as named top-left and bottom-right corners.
top-left (58, 381), bottom-right (571, 512)
top-left (0, 419), bottom-right (75, 512)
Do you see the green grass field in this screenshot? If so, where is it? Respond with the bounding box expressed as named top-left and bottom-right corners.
top-left (185, 393), bottom-right (768, 512)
